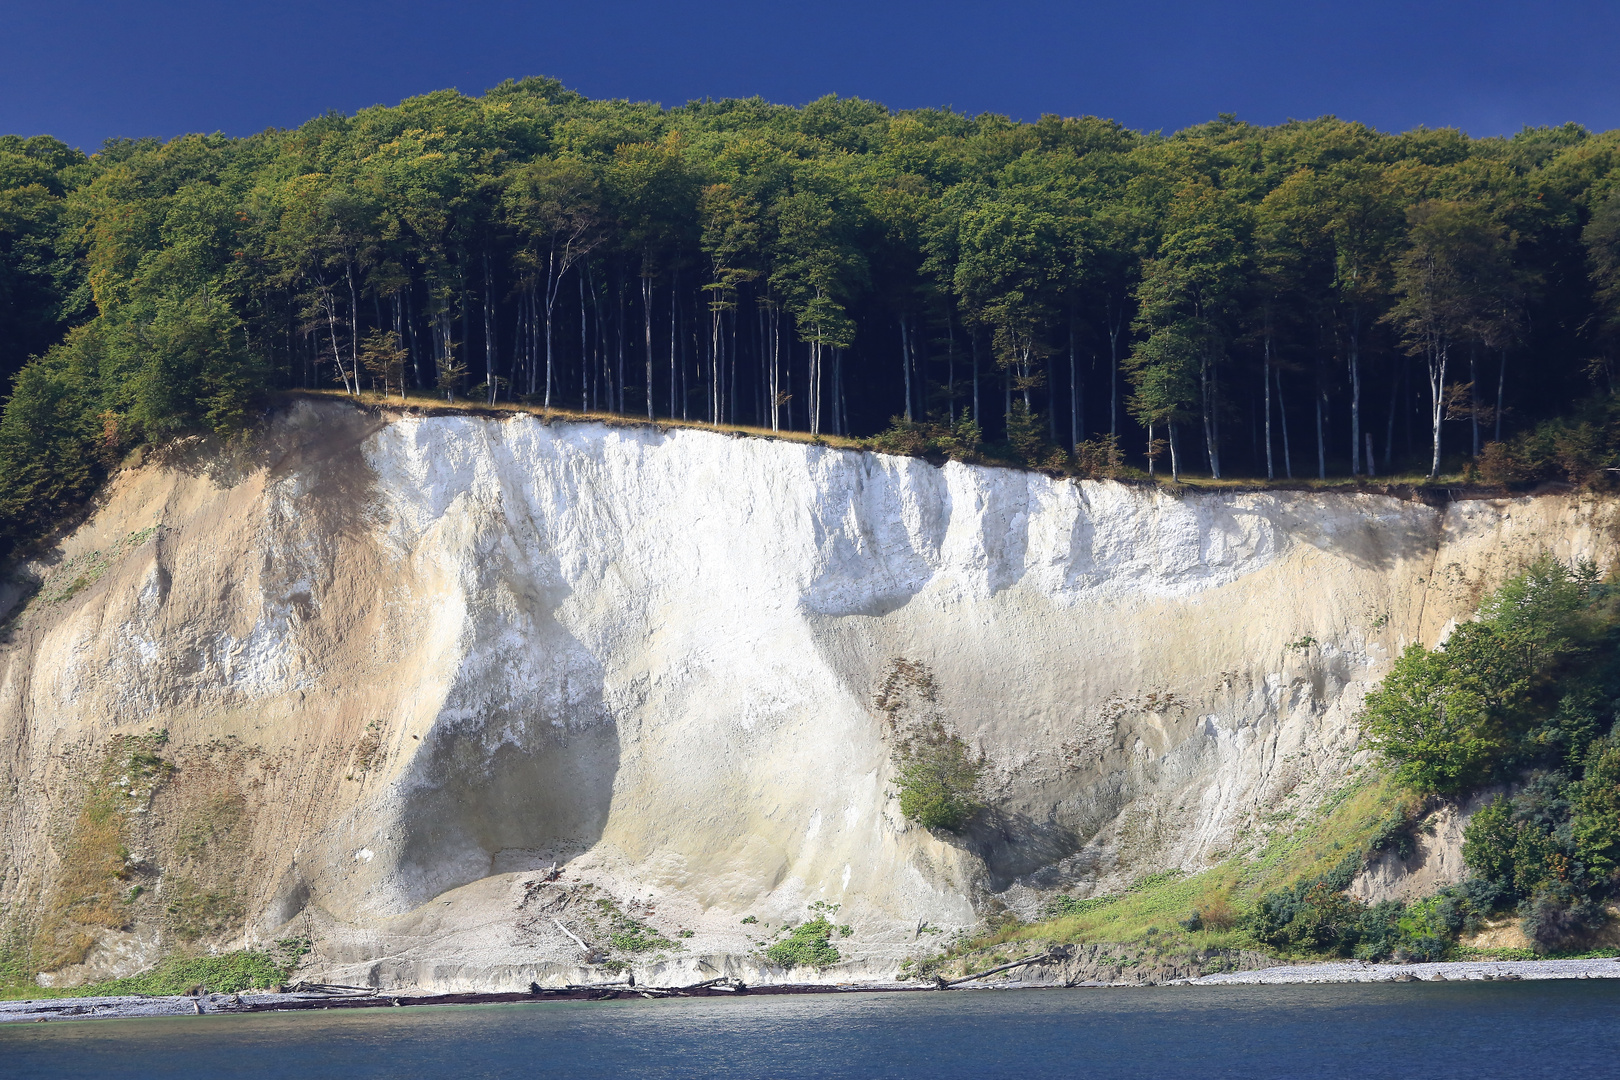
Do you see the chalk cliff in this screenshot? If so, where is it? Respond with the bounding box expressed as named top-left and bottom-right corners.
top-left (3, 399), bottom-right (1615, 990)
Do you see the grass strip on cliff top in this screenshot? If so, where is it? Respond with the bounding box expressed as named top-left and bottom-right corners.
top-left (290, 389), bottom-right (1481, 491)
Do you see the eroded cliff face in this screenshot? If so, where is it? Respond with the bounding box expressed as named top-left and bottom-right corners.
top-left (2, 400), bottom-right (1616, 990)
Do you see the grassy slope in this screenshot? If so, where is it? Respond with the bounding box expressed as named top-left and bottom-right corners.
top-left (0, 951), bottom-right (291, 1000)
top-left (936, 769), bottom-right (1418, 969)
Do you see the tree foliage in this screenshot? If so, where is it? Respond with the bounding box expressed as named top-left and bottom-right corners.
top-left (893, 718), bottom-right (985, 832)
top-left (5, 87), bottom-right (1620, 555)
top-left (1353, 555), bottom-right (1620, 951)
top-left (1361, 556), bottom-right (1614, 793)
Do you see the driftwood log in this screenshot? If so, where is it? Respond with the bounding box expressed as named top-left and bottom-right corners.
top-left (935, 948), bottom-right (1062, 988)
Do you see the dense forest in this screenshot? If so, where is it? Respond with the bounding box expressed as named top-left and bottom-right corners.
top-left (4, 78), bottom-right (1620, 554)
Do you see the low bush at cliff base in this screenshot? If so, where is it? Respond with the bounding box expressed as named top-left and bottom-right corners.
top-left (1360, 556), bottom-right (1620, 953)
top-left (764, 918), bottom-right (841, 969)
top-left (1181, 557), bottom-right (1620, 962)
top-left (935, 772), bottom-right (1419, 965)
top-left (0, 950), bottom-right (291, 1000)
top-left (763, 902), bottom-right (851, 970)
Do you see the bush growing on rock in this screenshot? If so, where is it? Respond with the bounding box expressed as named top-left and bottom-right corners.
top-left (1361, 557), bottom-right (1616, 794)
top-left (893, 719), bottom-right (985, 831)
top-left (764, 917), bottom-right (841, 970)
top-left (1352, 556), bottom-right (1620, 953)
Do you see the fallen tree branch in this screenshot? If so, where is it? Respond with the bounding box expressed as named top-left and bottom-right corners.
top-left (553, 918), bottom-right (591, 953)
top-left (937, 950), bottom-right (1058, 988)
top-left (287, 982), bottom-right (378, 996)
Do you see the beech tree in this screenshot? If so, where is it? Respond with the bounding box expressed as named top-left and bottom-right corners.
top-left (7, 85), bottom-right (1620, 559)
top-left (1385, 201), bottom-right (1511, 480)
top-left (504, 157), bottom-right (603, 406)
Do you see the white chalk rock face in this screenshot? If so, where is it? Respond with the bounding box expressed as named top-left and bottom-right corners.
top-left (1, 399), bottom-right (1615, 989)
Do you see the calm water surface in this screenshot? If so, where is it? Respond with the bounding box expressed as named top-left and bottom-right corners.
top-left (4, 981), bottom-right (1619, 1079)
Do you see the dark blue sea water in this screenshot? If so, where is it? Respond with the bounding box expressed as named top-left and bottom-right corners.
top-left (4, 982), bottom-right (1618, 1079)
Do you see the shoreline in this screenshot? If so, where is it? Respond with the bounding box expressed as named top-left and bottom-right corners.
top-left (1179, 956), bottom-right (1620, 986)
top-left (6, 957), bottom-right (1619, 1025)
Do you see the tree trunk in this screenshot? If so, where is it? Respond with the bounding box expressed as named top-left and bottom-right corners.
top-left (347, 263), bottom-right (361, 396)
top-left (1495, 348), bottom-right (1507, 443)
top-left (1107, 298), bottom-right (1123, 438)
top-left (809, 339), bottom-right (821, 436)
top-left (834, 348), bottom-right (845, 436)
top-left (1020, 336), bottom-right (1032, 412)
top-left (1201, 351), bottom-right (1221, 479)
top-left (1349, 306), bottom-right (1362, 476)
top-left (405, 283), bottom-right (422, 390)
top-left (900, 314), bottom-right (913, 422)
top-left (770, 306), bottom-right (781, 432)
top-left (1276, 365), bottom-right (1293, 480)
top-left (616, 276), bottom-right (626, 414)
top-left (678, 284), bottom-right (688, 421)
top-left (1427, 342), bottom-right (1447, 481)
top-left (784, 312), bottom-right (794, 431)
top-left (840, 349), bottom-right (849, 435)
top-left (544, 251), bottom-right (557, 409)
top-left (579, 269), bottom-right (589, 412)
top-left (511, 288), bottom-right (524, 403)
top-left (1003, 366), bottom-right (1011, 430)
top-left (643, 275), bottom-right (654, 419)
top-left (1263, 321), bottom-right (1274, 480)
top-left (484, 253), bottom-right (497, 405)
top-left (1069, 321), bottom-right (1081, 450)
top-left (971, 330), bottom-right (981, 424)
top-left (321, 284), bottom-right (351, 395)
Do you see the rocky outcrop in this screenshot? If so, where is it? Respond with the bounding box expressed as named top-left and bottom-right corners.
top-left (940, 941), bottom-right (1276, 987)
top-left (1349, 791), bottom-right (1500, 905)
top-left (3, 399), bottom-right (1617, 990)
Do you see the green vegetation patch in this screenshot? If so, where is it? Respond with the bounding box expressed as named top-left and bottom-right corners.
top-left (1364, 556), bottom-right (1620, 952)
top-left (33, 732), bottom-right (174, 971)
top-left (951, 769), bottom-right (1416, 965)
top-left (877, 659), bottom-right (986, 831)
top-left (894, 720), bottom-right (985, 831)
top-left (594, 898), bottom-right (678, 954)
top-left (765, 922), bottom-right (840, 969)
top-left (0, 950), bottom-right (289, 1001)
top-left (162, 880), bottom-right (245, 943)
top-left (763, 902), bottom-right (850, 970)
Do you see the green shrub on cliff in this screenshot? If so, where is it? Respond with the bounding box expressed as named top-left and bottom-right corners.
top-left (893, 719), bottom-right (985, 831)
top-left (1235, 558), bottom-right (1620, 959)
top-left (1361, 556), bottom-right (1618, 794)
top-left (764, 918), bottom-right (841, 970)
top-left (0, 949), bottom-right (290, 1001)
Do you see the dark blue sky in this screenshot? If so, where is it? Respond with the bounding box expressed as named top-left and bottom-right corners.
top-left (3, 1), bottom-right (1617, 151)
